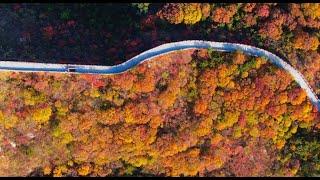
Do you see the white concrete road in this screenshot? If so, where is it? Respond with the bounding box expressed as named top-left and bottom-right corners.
top-left (0, 40), bottom-right (319, 110)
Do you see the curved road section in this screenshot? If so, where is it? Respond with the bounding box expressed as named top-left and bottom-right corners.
top-left (0, 40), bottom-right (319, 110)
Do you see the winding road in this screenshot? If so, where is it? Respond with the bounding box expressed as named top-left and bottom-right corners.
top-left (0, 40), bottom-right (319, 110)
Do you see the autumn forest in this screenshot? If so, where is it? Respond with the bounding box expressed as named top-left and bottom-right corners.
top-left (0, 3), bottom-right (319, 177)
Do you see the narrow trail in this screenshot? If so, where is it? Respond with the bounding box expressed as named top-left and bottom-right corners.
top-left (0, 40), bottom-right (319, 110)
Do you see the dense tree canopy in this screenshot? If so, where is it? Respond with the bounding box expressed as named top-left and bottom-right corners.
top-left (0, 49), bottom-right (318, 177)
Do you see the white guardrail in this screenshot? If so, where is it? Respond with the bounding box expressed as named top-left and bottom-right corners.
top-left (0, 40), bottom-right (319, 110)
